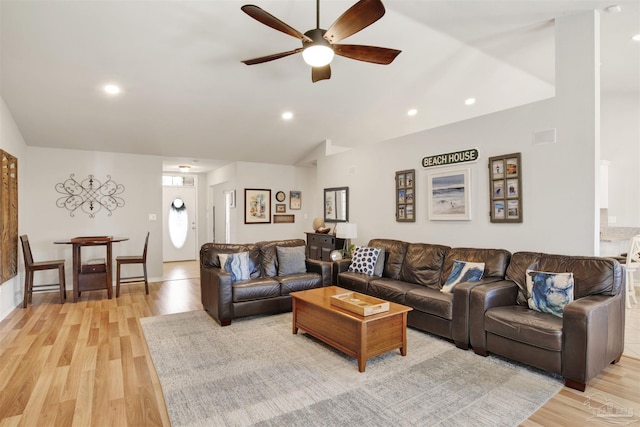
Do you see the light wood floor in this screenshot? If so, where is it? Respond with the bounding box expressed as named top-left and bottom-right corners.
top-left (1, 261), bottom-right (638, 427)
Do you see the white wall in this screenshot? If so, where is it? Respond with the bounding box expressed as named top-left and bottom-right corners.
top-left (22, 147), bottom-right (164, 291)
top-left (0, 98), bottom-right (28, 320)
top-left (601, 92), bottom-right (640, 227)
top-left (207, 161), bottom-right (317, 244)
top-left (315, 11), bottom-right (602, 256)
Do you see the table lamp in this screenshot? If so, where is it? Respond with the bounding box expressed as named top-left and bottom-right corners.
top-left (335, 223), bottom-right (357, 257)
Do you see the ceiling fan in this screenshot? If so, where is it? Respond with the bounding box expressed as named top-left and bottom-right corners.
top-left (241, 0), bottom-right (401, 83)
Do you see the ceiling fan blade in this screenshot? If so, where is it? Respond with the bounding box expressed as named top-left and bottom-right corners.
top-left (242, 48), bottom-right (304, 65)
top-left (241, 5), bottom-right (312, 42)
top-left (312, 65), bottom-right (331, 83)
top-left (323, 0), bottom-right (386, 44)
top-left (334, 44), bottom-right (401, 64)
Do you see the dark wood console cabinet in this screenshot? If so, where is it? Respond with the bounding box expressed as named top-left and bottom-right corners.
top-left (305, 232), bottom-right (345, 261)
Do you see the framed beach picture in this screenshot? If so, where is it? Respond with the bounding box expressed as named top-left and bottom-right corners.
top-left (244, 188), bottom-right (271, 224)
top-left (427, 168), bottom-right (471, 221)
top-left (489, 153), bottom-right (522, 223)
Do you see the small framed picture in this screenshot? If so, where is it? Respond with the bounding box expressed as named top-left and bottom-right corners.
top-left (506, 158), bottom-right (519, 177)
top-left (398, 205), bottom-right (406, 219)
top-left (506, 179), bottom-right (519, 198)
top-left (289, 191), bottom-right (301, 210)
top-left (398, 189), bottom-right (405, 203)
top-left (493, 201), bottom-right (505, 219)
top-left (507, 199), bottom-right (520, 219)
top-left (275, 204), bottom-right (286, 213)
top-left (492, 180), bottom-right (504, 199)
top-left (245, 189), bottom-right (271, 224)
top-left (491, 159), bottom-right (504, 179)
top-left (406, 204), bottom-right (414, 220)
top-left (406, 188), bottom-right (414, 203)
top-left (406, 172), bottom-right (414, 187)
top-left (397, 173), bottom-right (406, 188)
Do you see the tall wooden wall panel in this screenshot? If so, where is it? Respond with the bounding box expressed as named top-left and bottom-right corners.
top-left (1, 150), bottom-right (18, 284)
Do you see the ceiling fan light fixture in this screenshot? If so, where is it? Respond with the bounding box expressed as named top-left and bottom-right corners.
top-left (302, 44), bottom-right (334, 67)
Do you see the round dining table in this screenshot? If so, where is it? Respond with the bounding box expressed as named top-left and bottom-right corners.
top-left (54, 236), bottom-right (128, 302)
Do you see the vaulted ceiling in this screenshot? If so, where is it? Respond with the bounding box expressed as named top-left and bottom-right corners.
top-left (1, 1), bottom-right (638, 173)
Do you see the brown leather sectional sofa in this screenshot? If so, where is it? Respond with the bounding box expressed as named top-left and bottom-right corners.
top-left (335, 239), bottom-right (511, 349)
top-left (335, 239), bottom-right (625, 391)
top-left (200, 239), bottom-right (331, 326)
top-left (469, 251), bottom-right (625, 391)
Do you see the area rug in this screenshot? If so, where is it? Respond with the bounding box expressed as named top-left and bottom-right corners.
top-left (140, 310), bottom-right (563, 427)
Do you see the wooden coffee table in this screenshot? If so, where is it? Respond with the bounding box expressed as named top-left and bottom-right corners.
top-left (290, 286), bottom-right (412, 372)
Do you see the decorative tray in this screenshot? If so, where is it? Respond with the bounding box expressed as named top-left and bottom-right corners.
top-left (330, 292), bottom-right (390, 316)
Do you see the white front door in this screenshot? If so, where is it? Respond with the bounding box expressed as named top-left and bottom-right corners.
top-left (163, 185), bottom-right (197, 261)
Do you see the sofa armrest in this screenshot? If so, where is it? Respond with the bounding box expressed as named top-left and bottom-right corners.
top-left (334, 259), bottom-right (352, 274)
top-left (451, 278), bottom-right (501, 349)
top-left (562, 288), bottom-right (625, 389)
top-left (305, 259), bottom-right (332, 287)
top-left (468, 280), bottom-right (518, 352)
top-left (200, 265), bottom-right (234, 326)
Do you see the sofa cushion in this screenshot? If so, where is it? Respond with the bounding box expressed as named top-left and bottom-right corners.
top-left (405, 287), bottom-right (453, 320)
top-left (399, 243), bottom-right (449, 288)
top-left (507, 252), bottom-right (622, 306)
top-left (441, 260), bottom-right (484, 293)
top-left (276, 246), bottom-right (307, 276)
top-left (232, 277), bottom-right (280, 302)
top-left (526, 270), bottom-right (574, 318)
top-left (484, 305), bottom-right (563, 352)
top-left (348, 246), bottom-right (381, 275)
top-left (367, 278), bottom-right (419, 304)
top-left (279, 273), bottom-right (322, 295)
top-left (368, 239), bottom-right (409, 280)
top-left (258, 239), bottom-right (306, 277)
top-left (337, 271), bottom-right (376, 293)
top-left (440, 247), bottom-right (510, 286)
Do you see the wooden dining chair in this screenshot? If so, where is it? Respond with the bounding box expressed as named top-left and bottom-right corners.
top-left (20, 235), bottom-right (66, 307)
top-left (116, 232), bottom-right (149, 297)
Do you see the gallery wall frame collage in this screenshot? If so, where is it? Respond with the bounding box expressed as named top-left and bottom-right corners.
top-left (244, 188), bottom-right (301, 224)
top-left (397, 151), bottom-right (522, 223)
top-left (488, 152), bottom-right (522, 223)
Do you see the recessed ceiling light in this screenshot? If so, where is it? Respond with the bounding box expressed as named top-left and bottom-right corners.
top-left (282, 111), bottom-right (293, 120)
top-left (103, 84), bottom-right (121, 95)
top-left (407, 108), bottom-right (418, 116)
top-left (465, 98), bottom-right (476, 106)
top-left (632, 34), bottom-right (640, 42)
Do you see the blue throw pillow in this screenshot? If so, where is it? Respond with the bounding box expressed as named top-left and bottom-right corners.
top-left (225, 252), bottom-right (251, 282)
top-left (348, 246), bottom-right (381, 276)
top-left (441, 260), bottom-right (485, 293)
top-left (526, 270), bottom-right (574, 318)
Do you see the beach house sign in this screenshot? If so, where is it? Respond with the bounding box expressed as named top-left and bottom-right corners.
top-left (422, 148), bottom-right (479, 168)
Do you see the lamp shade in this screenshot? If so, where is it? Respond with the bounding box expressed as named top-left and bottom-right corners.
top-left (335, 223), bottom-right (357, 239)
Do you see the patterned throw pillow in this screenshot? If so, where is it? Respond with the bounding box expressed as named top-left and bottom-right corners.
top-left (225, 252), bottom-right (251, 282)
top-left (348, 246), bottom-right (381, 276)
top-left (441, 260), bottom-right (485, 293)
top-left (276, 246), bottom-right (307, 276)
top-left (526, 270), bottom-right (574, 318)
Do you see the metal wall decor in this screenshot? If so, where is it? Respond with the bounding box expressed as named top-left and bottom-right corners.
top-left (55, 174), bottom-right (125, 217)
